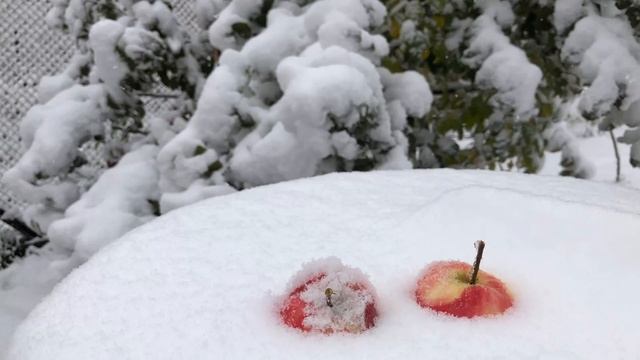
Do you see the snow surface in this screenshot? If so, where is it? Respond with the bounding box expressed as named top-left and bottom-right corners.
top-left (0, 248), bottom-right (74, 357)
top-left (7, 170), bottom-right (640, 359)
top-left (542, 127), bottom-right (640, 189)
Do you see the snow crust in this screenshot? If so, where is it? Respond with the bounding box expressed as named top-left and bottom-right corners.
top-left (8, 170), bottom-right (640, 359)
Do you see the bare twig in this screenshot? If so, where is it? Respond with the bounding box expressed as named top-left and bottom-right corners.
top-left (139, 92), bottom-right (180, 99)
top-left (0, 208), bottom-right (39, 240)
top-left (609, 129), bottom-right (621, 183)
top-left (325, 288), bottom-right (334, 307)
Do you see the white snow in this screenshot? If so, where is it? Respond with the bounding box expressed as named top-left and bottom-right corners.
top-left (562, 15), bottom-right (640, 117)
top-left (476, 0), bottom-right (514, 27)
top-left (463, 14), bottom-right (542, 118)
top-left (553, 0), bottom-right (584, 33)
top-left (89, 20), bottom-right (129, 103)
top-left (282, 257), bottom-right (377, 333)
top-left (158, 0), bottom-right (431, 192)
top-left (46, 145), bottom-right (160, 260)
top-left (542, 127), bottom-right (640, 188)
top-left (0, 248), bottom-right (76, 356)
top-left (559, 13), bottom-right (640, 165)
top-left (37, 53), bottom-right (92, 104)
top-left (2, 84), bottom-right (107, 214)
top-left (195, 0), bottom-right (231, 30)
top-left (160, 180), bottom-right (236, 214)
top-left (7, 170), bottom-right (640, 359)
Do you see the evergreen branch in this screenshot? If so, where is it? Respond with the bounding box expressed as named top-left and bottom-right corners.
top-left (0, 208), bottom-right (40, 240)
top-left (139, 92), bottom-right (180, 99)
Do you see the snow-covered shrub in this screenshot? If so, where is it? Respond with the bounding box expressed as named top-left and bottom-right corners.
top-left (382, 0), bottom-right (640, 177)
top-left (460, 3), bottom-right (544, 171)
top-left (3, 0), bottom-right (431, 264)
top-left (156, 0), bottom-right (432, 210)
top-left (2, 0), bottom-right (210, 261)
top-left (559, 0), bottom-right (640, 168)
top-left (384, 0), bottom-right (550, 172)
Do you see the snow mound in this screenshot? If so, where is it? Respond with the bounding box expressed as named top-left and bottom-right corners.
top-left (8, 170), bottom-right (640, 359)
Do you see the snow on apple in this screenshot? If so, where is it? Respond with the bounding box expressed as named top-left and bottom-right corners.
top-left (280, 257), bottom-right (377, 333)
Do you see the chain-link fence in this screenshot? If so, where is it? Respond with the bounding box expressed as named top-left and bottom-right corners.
top-left (0, 0), bottom-right (198, 266)
top-left (0, 0), bottom-right (74, 210)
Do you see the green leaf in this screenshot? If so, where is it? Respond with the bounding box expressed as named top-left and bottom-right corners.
top-left (389, 17), bottom-right (401, 39)
top-left (254, 0), bottom-right (274, 27)
top-left (193, 145), bottom-right (207, 156)
top-left (462, 95), bottom-right (493, 130)
top-left (231, 22), bottom-right (252, 39)
top-left (381, 57), bottom-right (403, 73)
top-left (539, 102), bottom-right (553, 118)
top-left (433, 15), bottom-right (447, 29)
top-left (204, 160), bottom-right (223, 178)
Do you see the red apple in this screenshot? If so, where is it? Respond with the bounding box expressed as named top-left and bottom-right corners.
top-left (280, 258), bottom-right (377, 333)
top-left (415, 241), bottom-right (513, 318)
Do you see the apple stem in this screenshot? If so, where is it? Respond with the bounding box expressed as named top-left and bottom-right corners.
top-left (325, 288), bottom-right (334, 307)
top-left (470, 240), bottom-right (485, 285)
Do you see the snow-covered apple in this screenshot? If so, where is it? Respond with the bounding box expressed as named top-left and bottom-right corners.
top-left (415, 241), bottom-right (513, 318)
top-left (280, 258), bottom-right (377, 333)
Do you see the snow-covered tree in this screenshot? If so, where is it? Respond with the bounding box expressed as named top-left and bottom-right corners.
top-left (384, 0), bottom-right (549, 173)
top-left (157, 0), bottom-right (432, 212)
top-left (2, 0), bottom-right (431, 264)
top-left (3, 0), bottom-right (212, 260)
top-left (6, 0), bottom-right (640, 280)
top-left (383, 0), bottom-right (640, 178)
top-left (558, 0), bottom-right (640, 178)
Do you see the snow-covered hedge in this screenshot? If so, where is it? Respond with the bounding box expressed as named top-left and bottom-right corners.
top-left (3, 0), bottom-right (432, 262)
top-left (386, 0), bottom-right (640, 176)
top-left (8, 0), bottom-right (640, 265)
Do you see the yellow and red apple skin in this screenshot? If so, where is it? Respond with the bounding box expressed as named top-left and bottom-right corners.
top-left (415, 261), bottom-right (513, 318)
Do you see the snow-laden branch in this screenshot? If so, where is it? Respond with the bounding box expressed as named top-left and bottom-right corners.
top-left (3, 0), bottom-right (207, 249)
top-left (157, 0), bottom-right (432, 209)
top-left (463, 10), bottom-right (542, 119)
top-left (47, 145), bottom-right (160, 259)
top-left (561, 13), bottom-right (640, 166)
top-left (2, 85), bottom-right (108, 214)
top-left (562, 15), bottom-right (640, 117)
